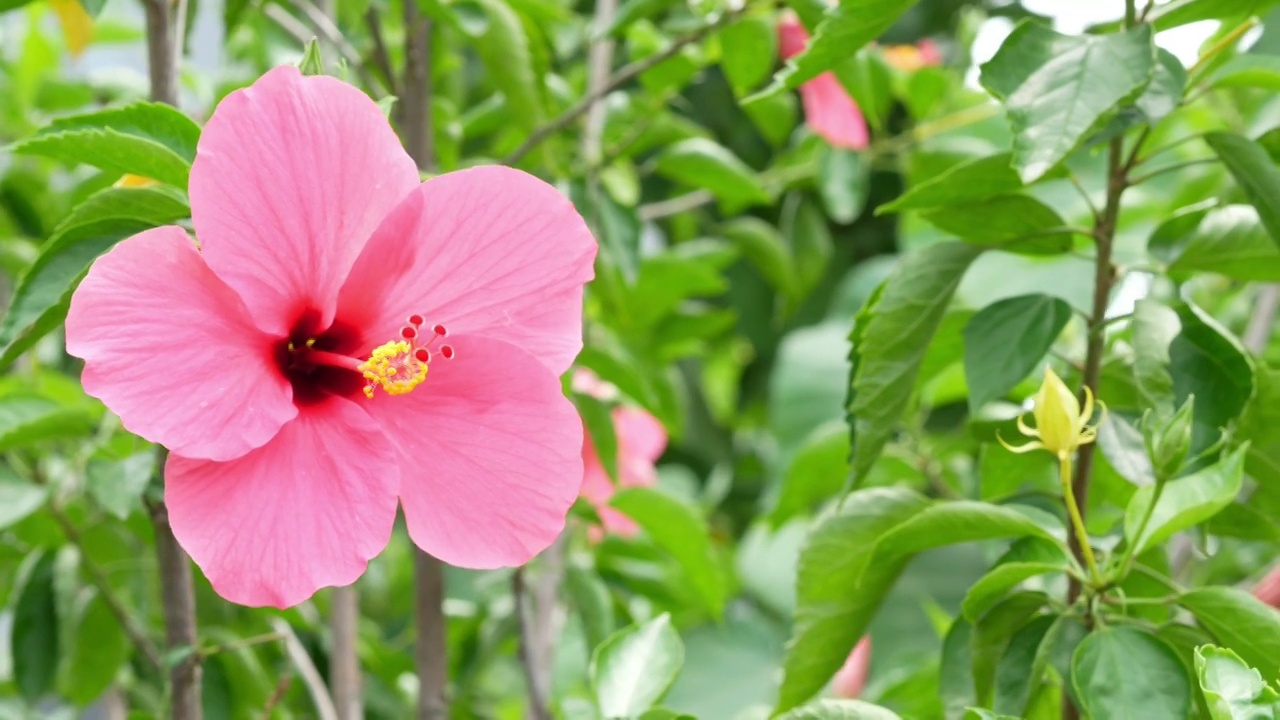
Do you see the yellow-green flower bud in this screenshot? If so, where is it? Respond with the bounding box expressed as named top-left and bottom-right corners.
top-left (999, 366), bottom-right (1101, 459)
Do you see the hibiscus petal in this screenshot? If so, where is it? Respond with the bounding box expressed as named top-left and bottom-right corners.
top-left (65, 226), bottom-right (296, 461)
top-left (165, 397), bottom-right (399, 608)
top-left (381, 335), bottom-right (583, 567)
top-left (337, 166), bottom-right (596, 375)
top-left (800, 73), bottom-right (871, 151)
top-left (190, 65), bottom-right (420, 335)
top-left (614, 406), bottom-right (667, 473)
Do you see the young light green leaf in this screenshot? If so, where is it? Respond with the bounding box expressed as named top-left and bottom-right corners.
top-left (655, 138), bottom-right (769, 209)
top-left (1208, 54), bottom-right (1280, 91)
top-left (1072, 626), bottom-right (1192, 720)
top-left (1133, 298), bottom-right (1179, 415)
top-left (922, 195), bottom-right (1075, 255)
top-left (980, 22), bottom-right (1155, 181)
top-left (751, 0), bottom-right (923, 99)
top-left (0, 396), bottom-right (97, 452)
top-left (1124, 445), bottom-right (1246, 556)
top-left (1169, 205), bottom-right (1280, 281)
top-left (605, 0), bottom-right (678, 37)
top-left (0, 187), bottom-right (190, 367)
top-left (834, 50), bottom-right (892, 132)
top-left (1206, 132), bottom-right (1280, 250)
top-left (1152, 0), bottom-right (1279, 30)
top-left (297, 38), bottom-right (324, 75)
top-left (961, 562), bottom-right (1068, 623)
top-left (846, 243), bottom-right (983, 489)
top-left (1179, 588), bottom-right (1280, 674)
top-left (720, 15), bottom-right (776, 96)
top-left (10, 102), bottom-right (201, 187)
top-left (963, 294), bottom-right (1071, 410)
top-left (612, 487), bottom-right (727, 619)
top-left (776, 699), bottom-right (904, 720)
top-left (590, 613), bottom-right (685, 718)
top-left (878, 154), bottom-right (1022, 215)
top-left (0, 475), bottom-right (47, 529)
top-left (1194, 645), bottom-right (1280, 720)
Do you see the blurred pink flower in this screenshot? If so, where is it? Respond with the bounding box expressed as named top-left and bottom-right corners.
top-left (777, 12), bottom-right (869, 151)
top-left (66, 66), bottom-right (597, 608)
top-left (1254, 563), bottom-right (1280, 608)
top-left (575, 372), bottom-right (667, 539)
top-left (882, 39), bottom-right (944, 72)
top-left (832, 636), bottom-right (872, 698)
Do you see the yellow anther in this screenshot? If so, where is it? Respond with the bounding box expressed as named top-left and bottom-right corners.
top-left (357, 340), bottom-right (428, 398)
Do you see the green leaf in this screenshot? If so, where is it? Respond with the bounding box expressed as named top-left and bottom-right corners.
top-left (590, 613), bottom-right (685, 718)
top-left (1152, 0), bottom-right (1280, 30)
top-left (1179, 588), bottom-right (1280, 673)
top-left (721, 217), bottom-right (796, 298)
top-left (770, 421), bottom-right (848, 526)
top-left (11, 552), bottom-right (58, 701)
top-left (85, 448), bottom-right (157, 520)
top-left (567, 564), bottom-right (617, 653)
top-left (1072, 626), bottom-right (1191, 720)
top-left (1170, 205), bottom-right (1280, 282)
top-left (1169, 301), bottom-right (1254, 453)
top-left (846, 243), bottom-right (983, 489)
top-left (0, 396), bottom-right (96, 452)
top-left (605, 0), bottom-right (678, 37)
top-left (834, 50), bottom-right (892, 132)
top-left (1208, 54), bottom-right (1280, 91)
top-left (297, 38), bottom-right (324, 75)
top-left (655, 138), bottom-right (769, 209)
top-left (720, 15), bottom-right (776, 96)
top-left (776, 699), bottom-right (904, 719)
top-left (963, 294), bottom-right (1071, 410)
top-left (753, 0), bottom-right (923, 97)
top-left (612, 487), bottom-right (727, 618)
top-left (1123, 445), bottom-right (1245, 556)
top-left (1194, 645), bottom-right (1280, 720)
top-left (11, 102), bottom-right (201, 187)
top-left (0, 187), bottom-right (191, 367)
top-left (878, 154), bottom-right (1022, 214)
top-left (818, 148), bottom-right (869, 225)
top-left (575, 392), bottom-right (618, 482)
top-left (873, 501), bottom-right (1059, 558)
top-left (1132, 298), bottom-right (1179, 415)
top-left (465, 0), bottom-right (543, 132)
top-left (961, 562), bottom-right (1067, 623)
top-left (56, 591), bottom-right (129, 705)
top-left (1206, 132), bottom-right (1280, 250)
top-left (971, 592), bottom-right (1051, 706)
top-left (921, 195), bottom-right (1075, 255)
top-left (0, 473), bottom-right (47, 530)
top-left (980, 23), bottom-right (1156, 181)
top-left (1136, 49), bottom-right (1188, 123)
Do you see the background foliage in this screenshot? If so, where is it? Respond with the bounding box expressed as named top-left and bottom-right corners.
top-left (3, 0), bottom-right (1280, 718)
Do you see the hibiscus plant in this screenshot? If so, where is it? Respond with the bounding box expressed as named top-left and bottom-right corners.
top-left (1, 0), bottom-right (1280, 718)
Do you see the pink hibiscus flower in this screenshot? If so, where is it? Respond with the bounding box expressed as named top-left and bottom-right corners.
top-left (1255, 562), bottom-right (1280, 608)
top-left (777, 12), bottom-right (870, 151)
top-left (831, 636), bottom-right (872, 698)
top-left (574, 372), bottom-right (667, 539)
top-left (65, 66), bottom-right (597, 608)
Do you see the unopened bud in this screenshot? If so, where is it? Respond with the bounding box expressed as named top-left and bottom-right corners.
top-left (1142, 396), bottom-right (1194, 482)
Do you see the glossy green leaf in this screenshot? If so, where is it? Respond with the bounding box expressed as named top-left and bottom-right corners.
top-left (1072, 626), bottom-right (1191, 720)
top-left (878, 154), bottom-right (1022, 214)
top-left (11, 102), bottom-right (201, 186)
top-left (963, 294), bottom-right (1071, 410)
top-left (776, 699), bottom-right (903, 719)
top-left (847, 243), bottom-right (982, 489)
top-left (1207, 132), bottom-right (1280, 250)
top-left (980, 22), bottom-right (1155, 181)
top-left (590, 613), bottom-right (685, 718)
top-left (0, 187), bottom-right (190, 367)
top-left (922, 195), bottom-right (1075, 255)
top-left (612, 487), bottom-right (727, 618)
top-left (1180, 588), bottom-right (1280, 673)
top-left (1194, 645), bottom-right (1280, 720)
top-left (655, 138), bottom-right (769, 209)
top-left (753, 0), bottom-right (922, 97)
top-left (1124, 445), bottom-right (1245, 556)
top-left (1170, 205), bottom-right (1280, 281)
top-left (993, 613), bottom-right (1056, 714)
top-left (874, 501), bottom-right (1059, 558)
top-left (11, 552), bottom-right (58, 701)
top-left (961, 562), bottom-right (1067, 623)
top-left (720, 15), bottom-right (776, 96)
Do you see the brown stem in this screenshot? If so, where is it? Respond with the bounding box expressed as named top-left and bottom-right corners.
top-left (513, 568), bottom-right (552, 720)
top-left (364, 9), bottom-right (399, 97)
top-left (143, 0), bottom-right (177, 106)
top-left (330, 586), bottom-right (363, 720)
top-left (399, 1), bottom-right (433, 171)
top-left (148, 496), bottom-right (202, 720)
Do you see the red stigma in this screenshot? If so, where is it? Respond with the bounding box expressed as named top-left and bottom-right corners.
top-left (440, 345), bottom-right (455, 359)
top-left (433, 324), bottom-right (448, 337)
top-left (408, 314), bottom-right (424, 327)
top-left (414, 348), bottom-right (430, 362)
top-left (401, 326), bottom-right (417, 339)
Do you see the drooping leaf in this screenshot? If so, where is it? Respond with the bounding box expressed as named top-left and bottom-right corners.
top-left (1071, 626), bottom-right (1192, 720)
top-left (11, 552), bottom-right (59, 701)
top-left (1123, 445), bottom-right (1246, 556)
top-left (846, 243), bottom-right (982, 489)
top-left (1206, 132), bottom-right (1280, 250)
top-left (980, 22), bottom-right (1156, 181)
top-left (590, 613), bottom-right (685, 718)
top-left (963, 294), bottom-right (1072, 410)
top-left (1168, 301), bottom-right (1254, 453)
top-left (922, 195), bottom-right (1075, 255)
top-left (721, 217), bottom-right (796, 298)
top-left (1179, 588), bottom-right (1280, 673)
top-left (11, 102), bottom-right (201, 186)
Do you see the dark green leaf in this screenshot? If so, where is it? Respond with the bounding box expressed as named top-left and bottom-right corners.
top-left (1194, 645), bottom-right (1280, 720)
top-left (590, 613), bottom-right (684, 717)
top-left (878, 154), bottom-right (1022, 214)
top-left (963, 294), bottom-right (1071, 410)
top-left (12, 552), bottom-right (58, 701)
top-left (1206, 132), bottom-right (1280, 250)
top-left (980, 23), bottom-right (1155, 181)
top-left (922, 195), bottom-right (1075, 255)
top-left (1124, 445), bottom-right (1245, 556)
top-left (961, 562), bottom-right (1067, 623)
top-left (1073, 626), bottom-right (1191, 720)
top-left (655, 138), bottom-right (769, 209)
top-left (11, 102), bottom-right (201, 187)
top-left (993, 614), bottom-right (1056, 714)
top-left (56, 591), bottom-right (129, 705)
top-left (971, 592), bottom-right (1051, 706)
top-left (1169, 301), bottom-right (1254, 453)
top-left (612, 487), bottom-right (727, 618)
top-left (847, 243), bottom-right (982, 489)
top-left (1179, 587), bottom-right (1280, 673)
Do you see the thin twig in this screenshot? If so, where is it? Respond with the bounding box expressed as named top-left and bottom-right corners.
top-left (264, 4), bottom-right (317, 49)
top-left (513, 569), bottom-right (552, 720)
top-left (503, 6), bottom-right (746, 166)
top-left (270, 618), bottom-right (339, 720)
top-left (330, 587), bottom-right (363, 720)
top-left (364, 9), bottom-right (399, 97)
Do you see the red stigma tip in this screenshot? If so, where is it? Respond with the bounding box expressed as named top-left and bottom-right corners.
top-left (440, 345), bottom-right (455, 359)
top-left (433, 324), bottom-right (448, 337)
top-left (408, 314), bottom-right (424, 326)
top-left (401, 326), bottom-right (417, 339)
top-left (415, 348), bottom-right (430, 362)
